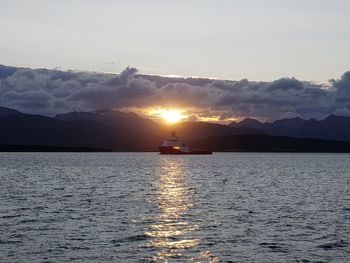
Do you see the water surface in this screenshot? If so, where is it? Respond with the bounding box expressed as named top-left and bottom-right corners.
top-left (0, 153), bottom-right (349, 262)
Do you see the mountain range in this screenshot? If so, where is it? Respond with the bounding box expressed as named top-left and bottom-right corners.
top-left (1, 106), bottom-right (350, 152)
top-left (229, 115), bottom-right (350, 142)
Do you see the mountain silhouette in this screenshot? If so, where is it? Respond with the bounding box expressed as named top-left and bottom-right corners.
top-left (0, 106), bottom-right (22, 117)
top-left (229, 115), bottom-right (350, 141)
top-left (55, 109), bottom-right (158, 131)
top-left (1, 106), bottom-right (350, 151)
top-left (0, 107), bottom-right (263, 151)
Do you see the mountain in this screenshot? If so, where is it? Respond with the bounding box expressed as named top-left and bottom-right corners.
top-left (2, 106), bottom-right (350, 152)
top-left (0, 107), bottom-right (264, 151)
top-left (229, 115), bottom-right (350, 141)
top-left (230, 118), bottom-right (265, 130)
top-left (299, 115), bottom-right (350, 142)
top-left (0, 145), bottom-right (111, 152)
top-left (190, 134), bottom-right (350, 152)
top-left (0, 112), bottom-right (117, 148)
top-left (55, 109), bottom-right (158, 131)
top-left (166, 121), bottom-right (263, 141)
top-left (0, 106), bottom-right (22, 117)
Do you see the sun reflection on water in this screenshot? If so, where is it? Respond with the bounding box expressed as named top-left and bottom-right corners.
top-left (145, 158), bottom-right (218, 262)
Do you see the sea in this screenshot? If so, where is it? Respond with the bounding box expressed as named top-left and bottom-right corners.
top-left (0, 153), bottom-right (349, 262)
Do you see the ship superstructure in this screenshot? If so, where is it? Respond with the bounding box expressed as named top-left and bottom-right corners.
top-left (158, 131), bottom-right (212, 154)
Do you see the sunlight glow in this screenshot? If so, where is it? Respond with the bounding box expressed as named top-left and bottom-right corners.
top-left (129, 106), bottom-right (239, 124)
top-left (147, 108), bottom-right (187, 123)
top-left (161, 110), bottom-right (185, 123)
top-left (145, 160), bottom-right (202, 261)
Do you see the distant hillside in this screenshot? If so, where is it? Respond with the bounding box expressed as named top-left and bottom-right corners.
top-left (55, 109), bottom-right (158, 131)
top-left (0, 106), bottom-right (22, 117)
top-left (0, 107), bottom-right (263, 151)
top-left (230, 115), bottom-right (350, 142)
top-left (0, 145), bottom-right (111, 152)
top-left (1, 106), bottom-right (350, 152)
top-left (191, 134), bottom-right (350, 152)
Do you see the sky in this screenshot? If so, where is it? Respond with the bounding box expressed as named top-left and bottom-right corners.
top-left (1, 64), bottom-right (350, 122)
top-left (1, 0), bottom-right (350, 82)
top-left (1, 1), bottom-right (350, 122)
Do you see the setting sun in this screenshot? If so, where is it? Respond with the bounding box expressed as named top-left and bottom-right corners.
top-left (161, 109), bottom-right (185, 123)
top-left (147, 108), bottom-right (186, 123)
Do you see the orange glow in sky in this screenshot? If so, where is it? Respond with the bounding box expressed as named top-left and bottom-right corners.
top-left (148, 108), bottom-right (187, 123)
top-left (126, 106), bottom-right (240, 124)
top-left (160, 109), bottom-right (186, 123)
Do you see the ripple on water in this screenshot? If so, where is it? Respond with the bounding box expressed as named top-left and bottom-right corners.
top-left (0, 152), bottom-right (349, 262)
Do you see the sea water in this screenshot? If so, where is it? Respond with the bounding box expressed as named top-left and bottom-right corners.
top-left (0, 153), bottom-right (349, 262)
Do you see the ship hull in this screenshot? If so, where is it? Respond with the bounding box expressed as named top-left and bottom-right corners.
top-left (158, 146), bottom-right (212, 155)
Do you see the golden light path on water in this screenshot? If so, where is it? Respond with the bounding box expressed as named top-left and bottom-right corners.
top-left (144, 158), bottom-right (218, 262)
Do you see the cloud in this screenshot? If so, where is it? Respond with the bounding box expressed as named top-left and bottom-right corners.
top-left (331, 71), bottom-right (350, 103)
top-left (0, 64), bottom-right (350, 120)
top-left (185, 114), bottom-right (199, 122)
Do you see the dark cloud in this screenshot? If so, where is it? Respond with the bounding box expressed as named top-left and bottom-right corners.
top-left (0, 64), bottom-right (350, 120)
top-left (332, 71), bottom-right (350, 104)
top-left (266, 78), bottom-right (304, 91)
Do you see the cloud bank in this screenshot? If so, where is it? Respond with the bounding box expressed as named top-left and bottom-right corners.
top-left (0, 64), bottom-right (349, 121)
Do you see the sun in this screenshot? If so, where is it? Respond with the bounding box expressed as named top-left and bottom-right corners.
top-left (161, 109), bottom-right (185, 123)
top-left (146, 107), bottom-right (187, 123)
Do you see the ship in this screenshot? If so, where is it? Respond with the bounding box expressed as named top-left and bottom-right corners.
top-left (158, 131), bottom-right (212, 154)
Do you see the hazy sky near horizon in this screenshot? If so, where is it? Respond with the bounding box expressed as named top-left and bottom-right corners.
top-left (1, 0), bottom-right (350, 82)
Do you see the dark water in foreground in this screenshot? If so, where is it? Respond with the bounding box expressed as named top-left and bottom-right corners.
top-left (0, 153), bottom-right (349, 262)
